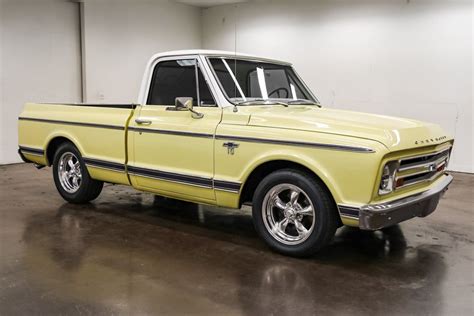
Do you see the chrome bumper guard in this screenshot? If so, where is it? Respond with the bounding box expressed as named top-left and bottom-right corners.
top-left (358, 173), bottom-right (453, 230)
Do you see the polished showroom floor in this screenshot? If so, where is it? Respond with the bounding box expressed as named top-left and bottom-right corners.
top-left (0, 164), bottom-right (472, 315)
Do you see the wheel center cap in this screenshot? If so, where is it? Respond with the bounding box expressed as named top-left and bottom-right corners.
top-left (284, 208), bottom-right (296, 220)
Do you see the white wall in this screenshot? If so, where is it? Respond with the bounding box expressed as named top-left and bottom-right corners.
top-left (202, 0), bottom-right (473, 173)
top-left (1, 0), bottom-right (472, 172)
top-left (0, 0), bottom-right (82, 164)
top-left (83, 0), bottom-right (202, 103)
top-left (0, 0), bottom-right (203, 164)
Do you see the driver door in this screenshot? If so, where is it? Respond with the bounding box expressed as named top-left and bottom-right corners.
top-left (128, 57), bottom-right (221, 203)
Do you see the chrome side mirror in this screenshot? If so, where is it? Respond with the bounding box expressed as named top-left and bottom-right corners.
top-left (175, 97), bottom-right (204, 119)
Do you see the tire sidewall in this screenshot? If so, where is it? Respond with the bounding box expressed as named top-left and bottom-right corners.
top-left (252, 170), bottom-right (334, 257)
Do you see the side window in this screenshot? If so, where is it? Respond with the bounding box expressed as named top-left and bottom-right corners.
top-left (147, 59), bottom-right (215, 106)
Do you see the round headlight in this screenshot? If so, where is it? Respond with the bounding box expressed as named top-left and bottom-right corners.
top-left (380, 165), bottom-right (391, 190)
top-left (379, 161), bottom-right (398, 195)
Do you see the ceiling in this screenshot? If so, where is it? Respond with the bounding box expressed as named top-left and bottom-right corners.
top-left (174, 0), bottom-right (248, 8)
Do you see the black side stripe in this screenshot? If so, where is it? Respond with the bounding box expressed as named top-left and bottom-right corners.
top-left (338, 205), bottom-right (360, 218)
top-left (83, 158), bottom-right (126, 172)
top-left (128, 127), bottom-right (213, 139)
top-left (18, 117), bottom-right (125, 130)
top-left (83, 157), bottom-right (241, 192)
top-left (213, 180), bottom-right (242, 192)
top-left (127, 165), bottom-right (213, 188)
top-left (39, 103), bottom-right (137, 109)
top-left (19, 146), bottom-right (45, 156)
top-left (19, 116), bottom-right (373, 153)
top-left (215, 135), bottom-right (374, 153)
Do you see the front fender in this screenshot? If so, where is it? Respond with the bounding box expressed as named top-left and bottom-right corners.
top-left (214, 124), bottom-right (388, 209)
top-left (238, 150), bottom-right (345, 204)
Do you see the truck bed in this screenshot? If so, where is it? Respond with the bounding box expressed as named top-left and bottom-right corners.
top-left (18, 102), bottom-right (137, 185)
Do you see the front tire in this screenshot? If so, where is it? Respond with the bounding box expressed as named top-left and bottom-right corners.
top-left (52, 142), bottom-right (103, 204)
top-left (252, 169), bottom-right (338, 257)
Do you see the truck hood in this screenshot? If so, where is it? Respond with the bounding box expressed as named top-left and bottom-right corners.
top-left (246, 106), bottom-right (451, 151)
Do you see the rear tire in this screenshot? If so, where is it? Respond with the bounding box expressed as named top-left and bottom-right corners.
top-left (252, 169), bottom-right (338, 257)
top-left (52, 142), bottom-right (103, 204)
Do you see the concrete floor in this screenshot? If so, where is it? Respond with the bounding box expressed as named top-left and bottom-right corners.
top-left (0, 164), bottom-right (472, 315)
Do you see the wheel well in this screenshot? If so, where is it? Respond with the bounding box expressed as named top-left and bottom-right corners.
top-left (239, 160), bottom-right (341, 225)
top-left (46, 137), bottom-right (73, 166)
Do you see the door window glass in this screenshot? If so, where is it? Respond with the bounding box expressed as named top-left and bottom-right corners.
top-left (147, 59), bottom-right (215, 106)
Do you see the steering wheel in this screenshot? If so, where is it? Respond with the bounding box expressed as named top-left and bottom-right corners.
top-left (268, 87), bottom-right (289, 98)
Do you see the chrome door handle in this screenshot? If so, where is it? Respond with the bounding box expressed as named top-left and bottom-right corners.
top-left (135, 118), bottom-right (152, 125)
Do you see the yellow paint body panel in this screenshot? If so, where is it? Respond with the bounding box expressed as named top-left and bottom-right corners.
top-left (18, 102), bottom-right (454, 228)
top-left (128, 106), bottom-right (222, 204)
top-left (18, 103), bottom-right (132, 185)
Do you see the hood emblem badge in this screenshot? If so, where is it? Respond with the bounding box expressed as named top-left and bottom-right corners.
top-left (415, 135), bottom-right (447, 145)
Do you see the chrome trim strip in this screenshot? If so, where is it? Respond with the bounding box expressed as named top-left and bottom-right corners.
top-left (84, 157), bottom-right (242, 192)
top-left (396, 169), bottom-right (446, 189)
top-left (343, 174), bottom-right (452, 229)
top-left (340, 214), bottom-right (360, 220)
top-left (83, 157), bottom-right (126, 172)
top-left (38, 103), bottom-right (137, 109)
top-left (19, 118), bottom-right (373, 153)
top-left (338, 205), bottom-right (360, 219)
top-left (20, 151), bottom-right (44, 157)
top-left (215, 135), bottom-right (375, 153)
top-left (85, 164), bottom-right (125, 173)
top-left (128, 171), bottom-right (213, 189)
top-left (214, 187), bottom-right (240, 193)
top-left (128, 127), bottom-right (214, 139)
top-left (398, 149), bottom-right (450, 172)
top-left (128, 165), bottom-right (213, 187)
top-left (19, 146), bottom-right (45, 156)
top-left (397, 160), bottom-right (446, 180)
top-left (362, 174), bottom-right (453, 213)
top-left (399, 147), bottom-right (451, 164)
top-left (398, 156), bottom-right (448, 174)
top-left (213, 179), bottom-right (242, 193)
top-left (128, 164), bottom-right (242, 192)
top-left (18, 117), bottom-right (125, 130)
top-left (130, 129), bottom-right (372, 152)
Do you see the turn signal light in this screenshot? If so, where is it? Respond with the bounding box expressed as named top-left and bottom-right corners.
top-left (396, 178), bottom-right (405, 188)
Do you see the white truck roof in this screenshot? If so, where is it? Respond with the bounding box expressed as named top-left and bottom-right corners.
top-left (147, 49), bottom-right (292, 65)
top-left (138, 50), bottom-right (294, 105)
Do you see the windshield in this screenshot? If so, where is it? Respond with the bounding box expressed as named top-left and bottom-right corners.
top-left (208, 57), bottom-right (319, 106)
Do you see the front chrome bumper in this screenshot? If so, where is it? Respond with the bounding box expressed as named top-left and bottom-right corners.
top-left (339, 173), bottom-right (453, 230)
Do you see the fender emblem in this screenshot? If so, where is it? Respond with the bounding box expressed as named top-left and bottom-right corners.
top-left (223, 142), bottom-right (239, 155)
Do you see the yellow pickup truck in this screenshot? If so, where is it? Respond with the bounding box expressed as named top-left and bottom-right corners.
top-left (18, 50), bottom-right (453, 257)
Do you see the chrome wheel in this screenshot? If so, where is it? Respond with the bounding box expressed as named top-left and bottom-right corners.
top-left (58, 152), bottom-right (82, 194)
top-left (262, 184), bottom-right (316, 245)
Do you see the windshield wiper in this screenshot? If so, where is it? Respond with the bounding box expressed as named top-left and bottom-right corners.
top-left (235, 99), bottom-right (288, 107)
top-left (287, 99), bottom-right (318, 105)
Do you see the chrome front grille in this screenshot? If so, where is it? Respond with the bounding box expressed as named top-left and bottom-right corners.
top-left (395, 148), bottom-right (451, 189)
